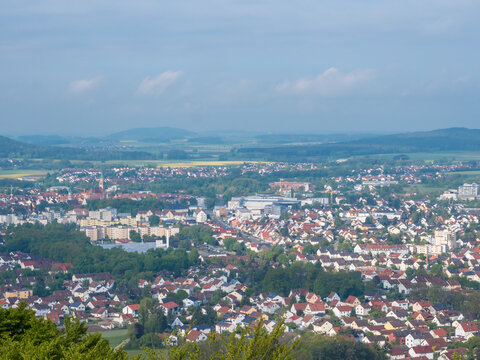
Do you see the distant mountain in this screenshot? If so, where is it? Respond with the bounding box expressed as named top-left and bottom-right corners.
top-left (107, 127), bottom-right (196, 142)
top-left (238, 128), bottom-right (480, 159)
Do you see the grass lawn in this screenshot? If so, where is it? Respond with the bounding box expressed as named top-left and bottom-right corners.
top-left (100, 328), bottom-right (129, 348)
top-left (404, 184), bottom-right (445, 196)
top-left (100, 329), bottom-right (168, 358)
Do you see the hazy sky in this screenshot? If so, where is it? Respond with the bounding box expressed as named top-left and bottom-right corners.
top-left (1, 0), bottom-right (479, 136)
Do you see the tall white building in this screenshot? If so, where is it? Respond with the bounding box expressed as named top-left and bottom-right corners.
top-left (458, 183), bottom-right (479, 200)
top-left (434, 229), bottom-right (456, 252)
top-left (415, 229), bottom-right (457, 255)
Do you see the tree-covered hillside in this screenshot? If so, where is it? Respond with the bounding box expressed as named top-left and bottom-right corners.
top-left (0, 135), bottom-right (156, 160)
top-left (238, 127), bottom-right (480, 160)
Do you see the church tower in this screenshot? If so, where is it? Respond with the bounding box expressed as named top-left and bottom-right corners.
top-left (99, 173), bottom-right (104, 191)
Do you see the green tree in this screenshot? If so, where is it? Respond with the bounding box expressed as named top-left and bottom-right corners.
top-left (429, 264), bottom-right (444, 278)
top-left (149, 214), bottom-right (160, 226)
top-left (292, 333), bottom-right (388, 360)
top-left (405, 267), bottom-right (415, 280)
top-left (145, 318), bottom-right (297, 360)
top-left (33, 277), bottom-right (49, 297)
top-left (175, 290), bottom-right (189, 304)
top-left (130, 230), bottom-right (142, 242)
top-left (0, 304), bottom-right (129, 359)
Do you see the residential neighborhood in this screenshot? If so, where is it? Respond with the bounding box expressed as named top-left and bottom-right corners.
top-left (2, 159), bottom-right (480, 358)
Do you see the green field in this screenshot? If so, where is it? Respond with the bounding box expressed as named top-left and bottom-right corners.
top-left (99, 329), bottom-right (165, 357)
top-left (0, 169), bottom-right (48, 179)
top-left (70, 159), bottom-right (267, 168)
top-left (446, 170), bottom-right (480, 176)
top-left (404, 184), bottom-right (445, 195)
top-left (100, 328), bottom-right (128, 348)
top-left (371, 151), bottom-right (480, 161)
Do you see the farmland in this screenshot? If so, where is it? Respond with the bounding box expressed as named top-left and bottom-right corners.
top-left (0, 169), bottom-right (48, 179)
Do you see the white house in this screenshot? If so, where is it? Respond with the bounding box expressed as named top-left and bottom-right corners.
top-left (455, 321), bottom-right (479, 338)
top-left (122, 304), bottom-right (139, 317)
top-left (333, 305), bottom-right (352, 318)
top-left (195, 210), bottom-right (208, 224)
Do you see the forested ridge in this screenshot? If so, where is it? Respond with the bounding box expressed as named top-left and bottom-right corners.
top-left (0, 135), bottom-right (156, 161)
top-left (238, 127), bottom-right (480, 160)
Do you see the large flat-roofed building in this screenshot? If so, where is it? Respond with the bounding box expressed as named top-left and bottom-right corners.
top-left (458, 183), bottom-right (480, 200)
top-left (228, 195), bottom-right (300, 219)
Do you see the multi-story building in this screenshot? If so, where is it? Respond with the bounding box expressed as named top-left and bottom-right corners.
top-left (81, 224), bottom-right (179, 242)
top-left (434, 229), bottom-right (456, 251)
top-left (414, 229), bottom-right (456, 255)
top-left (269, 181), bottom-right (314, 193)
top-left (458, 183), bottom-right (479, 200)
top-left (88, 207), bottom-right (118, 222)
top-left (228, 195), bottom-right (300, 219)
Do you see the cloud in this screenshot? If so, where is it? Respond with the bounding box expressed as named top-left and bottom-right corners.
top-left (136, 70), bottom-right (183, 96)
top-left (68, 77), bottom-right (101, 94)
top-left (275, 67), bottom-right (374, 96)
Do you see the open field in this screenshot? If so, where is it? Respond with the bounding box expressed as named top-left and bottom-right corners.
top-left (404, 184), bottom-right (445, 196)
top-left (100, 328), bottom-right (128, 348)
top-left (371, 151), bottom-right (480, 161)
top-left (99, 329), bottom-right (166, 356)
top-left (154, 160), bottom-right (266, 168)
top-left (446, 170), bottom-right (480, 176)
top-left (0, 169), bottom-right (48, 179)
top-left (69, 159), bottom-right (269, 167)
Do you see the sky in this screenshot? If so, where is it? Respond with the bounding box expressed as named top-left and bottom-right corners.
top-left (1, 0), bottom-right (480, 136)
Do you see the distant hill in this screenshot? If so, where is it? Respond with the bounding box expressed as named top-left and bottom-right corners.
top-left (17, 135), bottom-right (70, 146)
top-left (187, 136), bottom-right (225, 144)
top-left (254, 133), bottom-right (370, 145)
top-left (238, 127), bottom-right (480, 159)
top-left (0, 136), bottom-right (156, 161)
top-left (347, 127), bottom-right (480, 152)
top-left (0, 136), bottom-right (45, 157)
top-left (107, 127), bottom-right (196, 142)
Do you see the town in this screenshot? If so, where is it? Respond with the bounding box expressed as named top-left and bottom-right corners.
top-left (4, 0), bottom-right (480, 357)
top-left (2, 158), bottom-right (480, 359)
